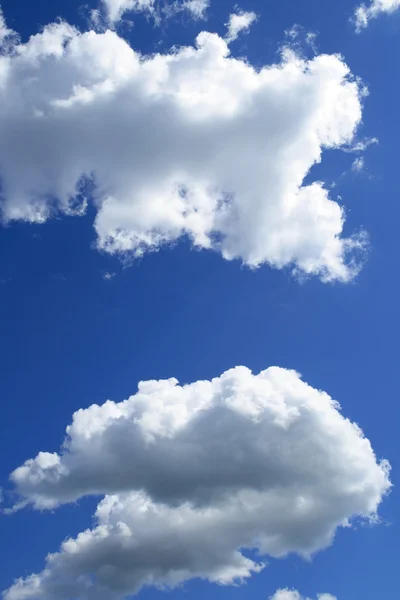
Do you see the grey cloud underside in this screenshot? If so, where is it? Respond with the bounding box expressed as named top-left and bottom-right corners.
top-left (0, 14), bottom-right (366, 281)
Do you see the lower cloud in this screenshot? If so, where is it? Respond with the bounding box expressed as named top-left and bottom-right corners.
top-left (4, 366), bottom-right (391, 600)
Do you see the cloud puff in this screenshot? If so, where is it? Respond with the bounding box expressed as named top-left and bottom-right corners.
top-left (225, 9), bottom-right (258, 43)
top-left (354, 0), bottom-right (400, 31)
top-left (270, 591), bottom-right (336, 600)
top-left (100, 0), bottom-right (155, 25)
top-left (351, 156), bottom-right (365, 172)
top-left (5, 366), bottom-right (390, 599)
top-left (0, 12), bottom-right (366, 281)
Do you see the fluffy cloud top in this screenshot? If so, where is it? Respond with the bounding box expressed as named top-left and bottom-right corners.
top-left (354, 0), bottom-right (400, 30)
top-left (0, 10), bottom-right (367, 281)
top-left (270, 591), bottom-right (336, 600)
top-left (226, 9), bottom-right (258, 43)
top-left (5, 366), bottom-right (390, 600)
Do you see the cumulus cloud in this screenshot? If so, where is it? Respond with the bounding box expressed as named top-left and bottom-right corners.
top-left (5, 366), bottom-right (391, 599)
top-left (225, 9), bottom-right (258, 43)
top-left (0, 11), bottom-right (366, 281)
top-left (10, 366), bottom-right (391, 512)
top-left (354, 0), bottom-right (400, 31)
top-left (270, 591), bottom-right (336, 600)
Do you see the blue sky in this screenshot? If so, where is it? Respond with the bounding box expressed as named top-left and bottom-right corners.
top-left (0, 1), bottom-right (399, 599)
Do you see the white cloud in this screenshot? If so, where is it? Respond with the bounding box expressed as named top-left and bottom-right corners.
top-left (283, 26), bottom-right (318, 55)
top-left (162, 0), bottom-right (209, 21)
top-left (4, 491), bottom-right (263, 600)
top-left (0, 8), bottom-right (17, 48)
top-left (101, 0), bottom-right (155, 25)
top-left (351, 156), bottom-right (365, 172)
top-left (344, 137), bottom-right (378, 153)
top-left (225, 9), bottom-right (258, 43)
top-left (100, 0), bottom-right (208, 25)
top-left (270, 591), bottom-right (336, 600)
top-left (5, 366), bottom-right (391, 599)
top-left (179, 0), bottom-right (209, 20)
top-left (0, 9), bottom-right (10, 42)
top-left (0, 13), bottom-right (367, 281)
top-left (354, 0), bottom-right (400, 31)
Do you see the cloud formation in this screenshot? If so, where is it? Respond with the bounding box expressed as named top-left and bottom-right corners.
top-left (101, 0), bottom-right (154, 25)
top-left (5, 366), bottom-right (390, 600)
top-left (0, 11), bottom-right (366, 281)
top-left (0, 9), bottom-right (16, 47)
top-left (225, 9), bottom-right (258, 43)
top-left (100, 0), bottom-right (208, 25)
top-left (354, 0), bottom-right (400, 31)
top-left (270, 591), bottom-right (336, 600)
top-left (178, 0), bottom-right (209, 20)
top-left (352, 156), bottom-right (365, 172)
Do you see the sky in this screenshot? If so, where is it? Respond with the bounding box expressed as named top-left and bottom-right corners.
top-left (0, 0), bottom-right (399, 599)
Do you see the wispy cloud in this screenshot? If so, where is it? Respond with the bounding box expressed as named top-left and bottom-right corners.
top-left (353, 0), bottom-right (400, 31)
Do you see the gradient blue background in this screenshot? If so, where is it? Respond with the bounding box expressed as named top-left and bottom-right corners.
top-left (0, 1), bottom-right (398, 598)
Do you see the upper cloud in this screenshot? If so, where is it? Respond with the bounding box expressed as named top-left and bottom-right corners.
top-left (354, 0), bottom-right (400, 31)
top-left (0, 11), bottom-right (366, 281)
top-left (4, 366), bottom-right (390, 599)
top-left (100, 0), bottom-right (209, 25)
